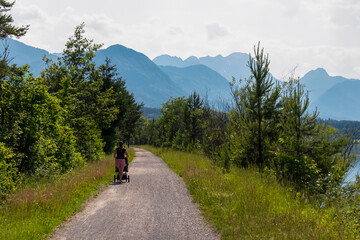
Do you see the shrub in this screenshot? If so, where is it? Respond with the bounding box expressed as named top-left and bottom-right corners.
top-left (0, 143), bottom-right (21, 199)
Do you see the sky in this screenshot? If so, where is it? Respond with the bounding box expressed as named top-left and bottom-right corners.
top-left (11, 0), bottom-right (360, 80)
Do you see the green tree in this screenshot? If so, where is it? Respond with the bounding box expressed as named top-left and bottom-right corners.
top-left (99, 57), bottom-right (143, 152)
top-left (42, 24), bottom-right (113, 161)
top-left (155, 93), bottom-right (206, 150)
top-left (230, 42), bottom-right (281, 169)
top-left (270, 77), bottom-right (353, 193)
top-left (0, 0), bottom-right (29, 123)
top-left (0, 0), bottom-right (28, 39)
top-left (0, 1), bottom-right (28, 197)
top-left (0, 142), bottom-right (20, 199)
top-left (42, 24), bottom-right (142, 158)
top-left (184, 92), bottom-right (204, 149)
top-left (0, 66), bottom-right (84, 176)
top-left (270, 78), bottom-right (320, 190)
top-left (202, 105), bottom-right (230, 171)
top-left (157, 97), bottom-right (187, 148)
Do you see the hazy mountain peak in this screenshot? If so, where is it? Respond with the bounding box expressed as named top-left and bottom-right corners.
top-left (304, 68), bottom-right (329, 78)
top-left (184, 56), bottom-right (199, 61)
top-left (1, 38), bottom-right (57, 76)
top-left (312, 80), bottom-right (360, 120)
top-left (152, 54), bottom-right (187, 67)
top-left (105, 44), bottom-right (137, 54)
top-left (153, 52), bottom-right (251, 81)
top-left (228, 52), bottom-right (248, 57)
top-left (158, 63), bottom-right (231, 106)
top-left (95, 44), bottom-right (185, 107)
top-left (156, 54), bottom-right (182, 60)
top-left (5, 38), bottom-right (50, 55)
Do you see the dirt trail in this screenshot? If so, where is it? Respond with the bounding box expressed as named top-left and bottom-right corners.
top-left (50, 148), bottom-right (219, 240)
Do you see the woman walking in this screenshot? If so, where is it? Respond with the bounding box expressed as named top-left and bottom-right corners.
top-left (114, 141), bottom-right (129, 184)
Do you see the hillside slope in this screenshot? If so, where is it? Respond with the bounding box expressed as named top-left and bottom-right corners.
top-left (95, 45), bottom-right (185, 107)
top-left (312, 80), bottom-right (360, 120)
top-left (159, 64), bottom-right (231, 105)
top-left (2, 38), bottom-right (57, 76)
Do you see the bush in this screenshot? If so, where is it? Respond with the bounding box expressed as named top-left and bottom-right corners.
top-left (0, 143), bottom-right (21, 199)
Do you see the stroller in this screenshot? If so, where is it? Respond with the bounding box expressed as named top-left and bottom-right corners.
top-left (114, 157), bottom-right (130, 183)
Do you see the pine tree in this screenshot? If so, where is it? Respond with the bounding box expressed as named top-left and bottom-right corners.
top-left (230, 42), bottom-right (281, 169)
top-left (273, 77), bottom-right (353, 193)
top-left (0, 0), bottom-right (29, 39)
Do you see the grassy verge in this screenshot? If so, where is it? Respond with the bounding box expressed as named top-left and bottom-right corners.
top-left (0, 148), bottom-right (135, 240)
top-left (142, 146), bottom-right (359, 240)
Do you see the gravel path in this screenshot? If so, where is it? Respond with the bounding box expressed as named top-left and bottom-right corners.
top-left (50, 148), bottom-right (220, 240)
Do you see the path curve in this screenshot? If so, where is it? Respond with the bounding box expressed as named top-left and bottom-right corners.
top-left (51, 148), bottom-right (219, 240)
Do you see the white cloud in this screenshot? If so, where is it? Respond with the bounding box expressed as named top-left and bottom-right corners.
top-left (206, 23), bottom-right (229, 41)
top-left (12, 2), bottom-right (48, 24)
top-left (168, 26), bottom-right (184, 36)
top-left (329, 5), bottom-right (360, 28)
top-left (85, 14), bottom-right (123, 38)
top-left (8, 0), bottom-right (360, 79)
top-left (267, 43), bottom-right (360, 80)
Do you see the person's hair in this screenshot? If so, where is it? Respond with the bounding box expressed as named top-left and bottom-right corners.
top-left (119, 141), bottom-right (124, 148)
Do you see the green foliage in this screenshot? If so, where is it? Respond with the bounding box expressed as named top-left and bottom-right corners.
top-left (132, 41), bottom-right (360, 237)
top-left (42, 24), bottom-right (107, 162)
top-left (201, 106), bottom-right (230, 171)
top-left (324, 176), bottom-right (360, 233)
top-left (269, 78), bottom-right (354, 193)
top-left (0, 142), bottom-right (21, 199)
top-left (229, 43), bottom-right (281, 169)
top-left (0, 66), bottom-right (84, 175)
top-left (42, 23), bottom-right (142, 159)
top-left (97, 57), bottom-right (143, 152)
top-left (184, 92), bottom-right (204, 146)
top-left (0, 0), bottom-right (29, 39)
top-left (136, 43), bottom-right (355, 198)
top-left (157, 96), bottom-right (188, 148)
top-left (135, 92), bottom-right (214, 151)
top-left (227, 44), bottom-right (354, 194)
top-left (132, 117), bottom-right (159, 146)
top-left (0, 23), bottom-right (142, 197)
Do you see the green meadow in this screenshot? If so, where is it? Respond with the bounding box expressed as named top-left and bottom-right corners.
top-left (143, 146), bottom-right (359, 240)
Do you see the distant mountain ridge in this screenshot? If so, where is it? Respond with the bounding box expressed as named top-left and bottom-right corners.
top-left (94, 44), bottom-right (186, 106)
top-left (301, 68), bottom-right (354, 103)
top-left (313, 80), bottom-right (360, 120)
top-left (2, 38), bottom-right (360, 120)
top-left (299, 68), bottom-right (360, 120)
top-left (153, 53), bottom-right (251, 81)
top-left (4, 38), bottom-right (57, 76)
top-left (1, 39), bottom-right (233, 107)
top-left (159, 64), bottom-right (231, 105)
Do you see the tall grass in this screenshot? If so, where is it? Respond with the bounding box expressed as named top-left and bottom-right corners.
top-left (0, 148), bottom-right (135, 240)
top-left (143, 146), bottom-right (359, 240)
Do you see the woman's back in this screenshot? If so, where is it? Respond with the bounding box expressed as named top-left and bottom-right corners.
top-left (116, 147), bottom-right (126, 159)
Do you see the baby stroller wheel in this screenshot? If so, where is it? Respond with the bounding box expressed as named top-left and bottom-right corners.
top-left (127, 175), bottom-right (130, 182)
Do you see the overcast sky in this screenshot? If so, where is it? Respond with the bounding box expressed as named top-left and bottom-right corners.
top-left (11, 0), bottom-right (360, 80)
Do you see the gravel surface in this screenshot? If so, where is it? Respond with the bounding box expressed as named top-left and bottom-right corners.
top-left (50, 148), bottom-right (220, 240)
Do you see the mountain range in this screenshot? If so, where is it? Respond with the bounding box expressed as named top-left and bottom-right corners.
top-left (153, 52), bottom-right (251, 82)
top-left (2, 38), bottom-right (360, 121)
top-left (303, 69), bottom-right (360, 120)
top-left (95, 45), bottom-right (186, 106)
